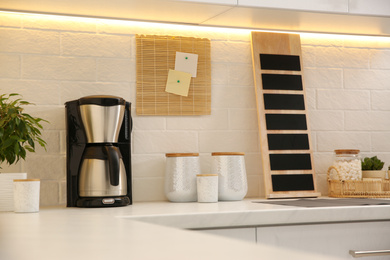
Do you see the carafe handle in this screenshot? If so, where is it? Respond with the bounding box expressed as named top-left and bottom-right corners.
top-left (105, 146), bottom-right (120, 186)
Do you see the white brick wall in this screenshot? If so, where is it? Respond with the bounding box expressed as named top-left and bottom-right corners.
top-left (2, 12), bottom-right (390, 205)
top-left (302, 33), bottom-right (390, 190)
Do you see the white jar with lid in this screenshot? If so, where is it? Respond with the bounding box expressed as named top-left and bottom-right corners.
top-left (328, 149), bottom-right (362, 181)
top-left (212, 152), bottom-right (248, 201)
top-left (164, 153), bottom-right (200, 202)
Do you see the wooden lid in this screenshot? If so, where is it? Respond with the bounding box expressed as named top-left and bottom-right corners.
top-left (166, 153), bottom-right (199, 157)
top-left (334, 149), bottom-right (360, 155)
top-left (212, 152), bottom-right (245, 156)
top-left (197, 174), bottom-right (218, 177)
top-left (13, 179), bottom-right (40, 182)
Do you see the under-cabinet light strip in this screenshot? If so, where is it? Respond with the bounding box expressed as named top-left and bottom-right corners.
top-left (1, 9), bottom-right (390, 41)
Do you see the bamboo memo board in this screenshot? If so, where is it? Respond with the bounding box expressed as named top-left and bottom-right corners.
top-left (251, 32), bottom-right (320, 199)
top-left (136, 35), bottom-right (211, 115)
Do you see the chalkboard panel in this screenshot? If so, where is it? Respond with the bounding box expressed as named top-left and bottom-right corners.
top-left (260, 54), bottom-right (301, 71)
top-left (267, 134), bottom-right (310, 150)
top-left (262, 74), bottom-right (303, 91)
top-left (264, 94), bottom-right (305, 110)
top-left (265, 114), bottom-right (307, 130)
top-left (269, 153), bottom-right (312, 170)
top-left (272, 174), bottom-right (315, 191)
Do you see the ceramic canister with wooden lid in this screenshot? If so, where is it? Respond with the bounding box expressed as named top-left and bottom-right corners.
top-left (211, 152), bottom-right (248, 201)
top-left (164, 153), bottom-right (200, 202)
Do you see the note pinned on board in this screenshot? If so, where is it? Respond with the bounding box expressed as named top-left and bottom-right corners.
top-left (165, 69), bottom-right (192, 97)
top-left (175, 52), bottom-right (198, 77)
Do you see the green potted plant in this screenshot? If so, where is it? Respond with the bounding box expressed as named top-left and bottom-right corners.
top-left (0, 93), bottom-right (48, 167)
top-left (361, 156), bottom-right (386, 180)
top-left (0, 93), bottom-right (48, 211)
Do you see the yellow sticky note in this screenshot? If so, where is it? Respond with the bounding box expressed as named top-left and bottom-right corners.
top-left (165, 69), bottom-right (192, 97)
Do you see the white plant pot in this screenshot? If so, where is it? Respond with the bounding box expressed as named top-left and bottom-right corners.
top-left (0, 173), bottom-right (27, 211)
top-left (362, 170), bottom-right (387, 180)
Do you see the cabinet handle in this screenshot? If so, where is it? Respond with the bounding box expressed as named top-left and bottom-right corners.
top-left (349, 250), bottom-right (390, 258)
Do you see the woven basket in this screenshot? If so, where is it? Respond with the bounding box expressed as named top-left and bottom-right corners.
top-left (327, 166), bottom-right (390, 198)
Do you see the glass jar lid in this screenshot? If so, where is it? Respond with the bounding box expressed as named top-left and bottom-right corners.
top-left (334, 149), bottom-right (360, 155)
top-left (211, 152), bottom-right (245, 156)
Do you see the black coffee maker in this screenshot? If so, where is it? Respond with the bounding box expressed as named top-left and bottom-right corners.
top-left (65, 95), bottom-right (132, 207)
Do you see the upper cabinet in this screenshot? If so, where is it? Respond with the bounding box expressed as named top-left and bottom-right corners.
top-left (238, 0), bottom-right (349, 13)
top-left (203, 3), bottom-right (390, 36)
top-left (1, 0), bottom-right (390, 36)
top-left (349, 0), bottom-right (390, 16)
top-left (0, 0), bottom-right (234, 24)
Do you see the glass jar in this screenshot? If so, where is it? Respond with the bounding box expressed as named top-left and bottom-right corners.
top-left (329, 149), bottom-right (362, 180)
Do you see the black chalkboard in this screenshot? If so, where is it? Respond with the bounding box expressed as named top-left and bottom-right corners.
top-left (264, 94), bottom-right (305, 110)
top-left (265, 114), bottom-right (307, 130)
top-left (260, 54), bottom-right (301, 71)
top-left (269, 153), bottom-right (312, 170)
top-left (267, 134), bottom-right (310, 150)
top-left (271, 174), bottom-right (315, 191)
top-left (262, 74), bottom-right (303, 90)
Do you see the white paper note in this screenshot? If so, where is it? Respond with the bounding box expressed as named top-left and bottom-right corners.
top-left (175, 52), bottom-right (198, 77)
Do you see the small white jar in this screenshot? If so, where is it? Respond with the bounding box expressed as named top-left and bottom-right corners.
top-left (13, 179), bottom-right (40, 213)
top-left (212, 152), bottom-right (248, 201)
top-left (197, 174), bottom-right (218, 203)
top-left (164, 153), bottom-right (200, 202)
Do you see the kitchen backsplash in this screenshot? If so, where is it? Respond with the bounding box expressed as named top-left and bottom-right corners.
top-left (1, 12), bottom-right (390, 206)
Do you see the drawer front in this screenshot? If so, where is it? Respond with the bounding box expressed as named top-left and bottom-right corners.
top-left (256, 221), bottom-right (390, 260)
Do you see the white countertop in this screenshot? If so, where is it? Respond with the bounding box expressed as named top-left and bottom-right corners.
top-left (120, 198), bottom-right (390, 229)
top-left (1, 198), bottom-right (389, 260)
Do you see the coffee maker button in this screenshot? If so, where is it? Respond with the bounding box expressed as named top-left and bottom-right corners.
top-left (102, 198), bottom-right (115, 204)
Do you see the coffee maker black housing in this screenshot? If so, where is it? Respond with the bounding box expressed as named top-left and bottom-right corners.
top-left (65, 95), bottom-right (132, 207)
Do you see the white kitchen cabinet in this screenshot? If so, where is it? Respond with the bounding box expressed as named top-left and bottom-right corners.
top-left (349, 0), bottom-right (390, 16)
top-left (256, 221), bottom-right (390, 260)
top-left (238, 0), bottom-right (349, 13)
top-left (0, 0), bottom-right (234, 25)
top-left (197, 227), bottom-right (257, 243)
top-left (197, 221), bottom-right (390, 259)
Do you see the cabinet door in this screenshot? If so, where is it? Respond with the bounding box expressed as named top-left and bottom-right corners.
top-left (198, 228), bottom-right (256, 243)
top-left (256, 221), bottom-right (390, 260)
